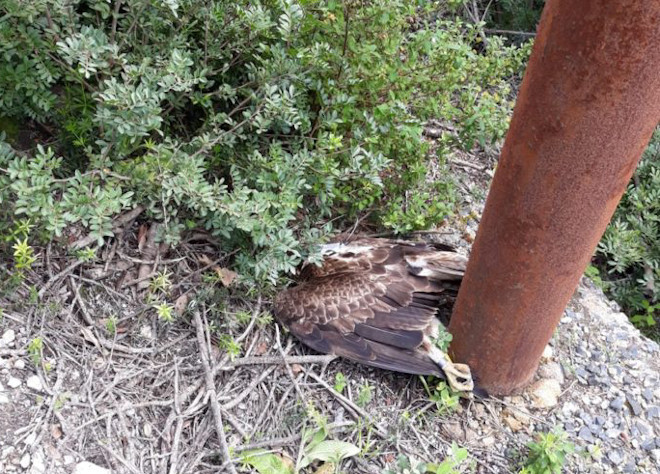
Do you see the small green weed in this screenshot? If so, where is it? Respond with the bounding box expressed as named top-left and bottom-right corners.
top-left (234, 310), bottom-right (252, 325)
top-left (153, 302), bottom-right (175, 322)
top-left (520, 429), bottom-right (575, 474)
top-left (105, 316), bottom-right (117, 335)
top-left (333, 372), bottom-right (347, 394)
top-left (357, 383), bottom-right (373, 407)
top-left (150, 271), bottom-right (172, 294)
top-left (420, 377), bottom-right (460, 415)
top-left (433, 326), bottom-right (454, 352)
top-left (385, 443), bottom-right (470, 474)
top-left (631, 299), bottom-right (659, 328)
top-left (27, 337), bottom-right (43, 366)
top-left (218, 334), bottom-right (242, 361)
top-left (74, 247), bottom-right (97, 262)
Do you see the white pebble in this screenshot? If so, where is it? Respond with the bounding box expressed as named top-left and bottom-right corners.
top-left (24, 432), bottom-right (37, 446)
top-left (7, 377), bottom-right (21, 389)
top-left (1, 446), bottom-right (15, 459)
top-left (0, 394), bottom-right (9, 404)
top-left (73, 461), bottom-right (111, 474)
top-left (26, 376), bottom-right (42, 391)
top-left (30, 450), bottom-right (45, 474)
top-left (1, 329), bottom-right (15, 344)
top-left (541, 345), bottom-right (554, 360)
top-left (528, 378), bottom-right (562, 408)
top-left (13, 360), bottom-right (25, 370)
top-left (19, 453), bottom-right (30, 469)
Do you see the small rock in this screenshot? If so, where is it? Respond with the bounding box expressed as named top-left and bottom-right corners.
top-left (13, 360), bottom-right (25, 370)
top-left (472, 404), bottom-right (487, 419)
top-left (7, 377), bottom-right (21, 389)
top-left (642, 388), bottom-right (654, 402)
top-left (0, 382), bottom-right (4, 391)
top-left (26, 376), bottom-right (42, 391)
top-left (528, 379), bottom-right (562, 408)
top-left (578, 426), bottom-right (595, 443)
top-left (443, 422), bottom-right (464, 441)
top-left (651, 450), bottom-right (660, 464)
top-left (0, 393), bottom-right (9, 404)
top-left (139, 325), bottom-right (154, 340)
top-left (605, 428), bottom-right (621, 439)
top-left (610, 396), bottom-right (625, 410)
top-left (562, 401), bottom-right (579, 415)
top-left (626, 394), bottom-right (642, 416)
top-left (607, 449), bottom-right (623, 465)
top-left (2, 330), bottom-right (16, 344)
top-left (580, 411), bottom-right (594, 424)
top-left (73, 462), bottom-right (111, 474)
top-left (29, 450), bottom-right (45, 474)
top-left (641, 439), bottom-right (656, 451)
top-left (537, 362), bottom-right (565, 384)
top-left (1, 447), bottom-right (15, 459)
top-left (19, 453), bottom-right (30, 469)
top-left (647, 406), bottom-right (660, 419)
top-left (575, 367), bottom-right (589, 381)
top-left (63, 456), bottom-right (74, 466)
top-left (504, 415), bottom-right (523, 432)
top-left (482, 436), bottom-right (495, 447)
top-left (24, 432), bottom-right (37, 446)
top-left (541, 345), bottom-right (554, 360)
top-left (593, 415), bottom-right (606, 426)
top-left (464, 427), bottom-right (479, 443)
top-left (632, 420), bottom-right (652, 437)
top-left (622, 462), bottom-right (636, 473)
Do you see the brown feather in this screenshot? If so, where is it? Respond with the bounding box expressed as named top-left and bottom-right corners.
top-left (273, 237), bottom-right (468, 378)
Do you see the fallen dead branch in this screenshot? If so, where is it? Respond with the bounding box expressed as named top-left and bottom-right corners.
top-left (193, 309), bottom-right (237, 474)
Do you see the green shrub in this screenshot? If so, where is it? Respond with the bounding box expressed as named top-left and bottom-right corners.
top-left (594, 129), bottom-right (660, 337)
top-left (483, 0), bottom-right (546, 34)
top-left (0, 0), bottom-right (529, 286)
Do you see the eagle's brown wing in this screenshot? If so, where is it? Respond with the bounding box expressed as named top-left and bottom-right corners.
top-left (274, 245), bottom-right (464, 376)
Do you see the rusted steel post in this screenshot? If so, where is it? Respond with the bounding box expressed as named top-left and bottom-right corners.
top-left (448, 0), bottom-right (660, 395)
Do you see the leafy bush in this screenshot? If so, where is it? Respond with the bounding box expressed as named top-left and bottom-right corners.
top-left (594, 129), bottom-right (660, 337)
top-left (482, 0), bottom-right (546, 33)
top-left (0, 0), bottom-right (529, 285)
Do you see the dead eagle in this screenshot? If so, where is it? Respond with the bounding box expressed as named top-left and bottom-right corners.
top-left (274, 237), bottom-right (474, 392)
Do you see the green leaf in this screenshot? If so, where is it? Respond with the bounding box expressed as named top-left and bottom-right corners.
top-left (300, 440), bottom-right (360, 468)
top-left (241, 450), bottom-right (294, 474)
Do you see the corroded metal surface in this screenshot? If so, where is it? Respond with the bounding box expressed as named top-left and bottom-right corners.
top-left (448, 0), bottom-right (660, 395)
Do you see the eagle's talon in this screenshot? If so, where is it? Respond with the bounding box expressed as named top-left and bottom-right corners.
top-left (443, 361), bottom-right (474, 392)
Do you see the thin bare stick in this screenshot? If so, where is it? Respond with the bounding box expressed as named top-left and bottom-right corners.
top-left (224, 354), bottom-right (338, 369)
top-left (193, 310), bottom-right (237, 474)
top-left (235, 295), bottom-right (262, 343)
top-left (449, 158), bottom-right (487, 171)
top-left (275, 325), bottom-right (305, 401)
top-left (306, 371), bottom-right (388, 438)
top-left (39, 258), bottom-right (88, 299)
top-left (168, 360), bottom-right (183, 474)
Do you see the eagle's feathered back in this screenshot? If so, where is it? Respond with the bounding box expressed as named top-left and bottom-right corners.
top-left (274, 238), bottom-right (467, 377)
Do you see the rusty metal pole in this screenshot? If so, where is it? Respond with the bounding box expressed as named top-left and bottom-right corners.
top-left (448, 0), bottom-right (660, 395)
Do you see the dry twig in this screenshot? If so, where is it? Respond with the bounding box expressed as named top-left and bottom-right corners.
top-left (193, 310), bottom-right (237, 474)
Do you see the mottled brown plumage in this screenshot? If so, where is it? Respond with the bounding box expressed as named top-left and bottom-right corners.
top-left (274, 237), bottom-right (474, 391)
